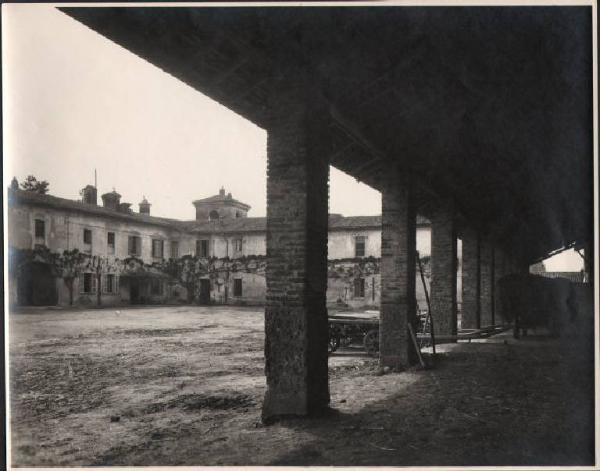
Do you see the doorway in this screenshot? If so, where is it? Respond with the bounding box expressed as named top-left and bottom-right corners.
top-left (199, 279), bottom-right (211, 304)
top-left (130, 278), bottom-right (141, 304)
top-left (17, 262), bottom-right (58, 306)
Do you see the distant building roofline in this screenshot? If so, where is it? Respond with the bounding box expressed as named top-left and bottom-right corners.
top-left (186, 214), bottom-right (430, 235)
top-left (9, 187), bottom-right (430, 235)
top-left (8, 188), bottom-right (181, 230)
top-left (192, 196), bottom-right (251, 211)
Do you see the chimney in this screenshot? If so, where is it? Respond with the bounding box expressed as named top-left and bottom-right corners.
top-left (118, 202), bottom-right (132, 213)
top-left (227, 192), bottom-right (232, 200)
top-left (82, 185), bottom-right (97, 205)
top-left (101, 190), bottom-right (121, 210)
top-left (219, 187), bottom-right (225, 197)
top-left (139, 197), bottom-right (151, 215)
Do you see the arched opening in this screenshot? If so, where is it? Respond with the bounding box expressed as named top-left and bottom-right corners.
top-left (209, 210), bottom-right (220, 221)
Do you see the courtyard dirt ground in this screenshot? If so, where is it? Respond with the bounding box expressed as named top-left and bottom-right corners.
top-left (8, 305), bottom-right (595, 467)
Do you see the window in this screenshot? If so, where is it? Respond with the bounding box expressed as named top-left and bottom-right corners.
top-left (81, 273), bottom-right (95, 294)
top-left (236, 211), bottom-right (241, 218)
top-left (152, 239), bottom-right (164, 259)
top-left (354, 278), bottom-right (365, 298)
top-left (107, 232), bottom-right (115, 254)
top-left (104, 274), bottom-right (116, 294)
top-left (128, 236), bottom-right (141, 256)
top-left (234, 279), bottom-right (243, 297)
top-left (82, 229), bottom-right (93, 253)
top-left (170, 240), bottom-right (179, 259)
top-left (234, 238), bottom-right (243, 252)
top-left (209, 210), bottom-right (220, 221)
top-left (34, 219), bottom-right (45, 239)
top-left (355, 236), bottom-right (366, 257)
top-left (196, 239), bottom-right (209, 257)
top-left (150, 278), bottom-right (163, 295)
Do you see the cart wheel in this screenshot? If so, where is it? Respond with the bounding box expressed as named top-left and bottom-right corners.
top-left (363, 329), bottom-right (379, 356)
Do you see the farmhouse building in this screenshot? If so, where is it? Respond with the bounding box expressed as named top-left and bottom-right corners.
top-left (7, 184), bottom-right (436, 308)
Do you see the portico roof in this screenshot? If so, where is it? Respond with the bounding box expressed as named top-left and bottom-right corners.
top-left (62, 6), bottom-right (593, 263)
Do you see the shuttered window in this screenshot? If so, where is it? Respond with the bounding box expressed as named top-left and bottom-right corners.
top-left (170, 241), bottom-right (179, 258)
top-left (196, 239), bottom-right (209, 257)
top-left (83, 229), bottom-right (92, 244)
top-left (128, 236), bottom-right (141, 256)
top-left (34, 219), bottom-right (45, 238)
top-left (355, 236), bottom-right (366, 257)
top-left (80, 273), bottom-right (96, 294)
top-left (104, 274), bottom-right (117, 294)
top-left (107, 232), bottom-right (115, 254)
top-left (152, 239), bottom-right (164, 259)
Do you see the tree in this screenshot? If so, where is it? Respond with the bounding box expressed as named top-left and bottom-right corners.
top-left (158, 255), bottom-right (213, 303)
top-left (20, 175), bottom-right (49, 194)
top-left (85, 255), bottom-right (108, 307)
top-left (57, 249), bottom-right (87, 306)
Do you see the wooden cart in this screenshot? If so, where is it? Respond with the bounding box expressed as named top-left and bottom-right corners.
top-left (328, 313), bottom-right (380, 356)
top-left (329, 311), bottom-right (509, 356)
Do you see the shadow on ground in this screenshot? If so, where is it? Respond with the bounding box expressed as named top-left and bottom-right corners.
top-left (271, 332), bottom-right (595, 466)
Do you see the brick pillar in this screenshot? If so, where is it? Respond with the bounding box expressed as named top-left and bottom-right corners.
top-left (430, 202), bottom-right (457, 337)
top-left (504, 255), bottom-right (514, 275)
top-left (379, 172), bottom-right (417, 370)
top-left (494, 249), bottom-right (505, 279)
top-left (262, 82), bottom-right (330, 422)
top-left (461, 229), bottom-right (480, 329)
top-left (480, 240), bottom-right (494, 326)
top-left (494, 248), bottom-right (506, 324)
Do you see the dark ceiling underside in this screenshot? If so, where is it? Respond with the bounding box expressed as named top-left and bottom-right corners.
top-left (62, 6), bottom-right (593, 263)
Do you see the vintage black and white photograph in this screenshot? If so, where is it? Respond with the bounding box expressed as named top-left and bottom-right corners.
top-left (3, 1), bottom-right (597, 468)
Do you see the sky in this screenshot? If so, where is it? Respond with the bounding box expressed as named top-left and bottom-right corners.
top-left (2, 4), bottom-right (584, 272)
top-left (3, 4), bottom-right (382, 222)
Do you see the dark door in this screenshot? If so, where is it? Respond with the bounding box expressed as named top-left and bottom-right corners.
top-left (17, 262), bottom-right (57, 306)
top-left (17, 267), bottom-right (33, 306)
top-left (199, 279), bottom-right (211, 304)
top-left (130, 278), bottom-right (140, 304)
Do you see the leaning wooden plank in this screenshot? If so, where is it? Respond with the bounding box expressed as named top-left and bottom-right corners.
top-left (408, 323), bottom-right (426, 368)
